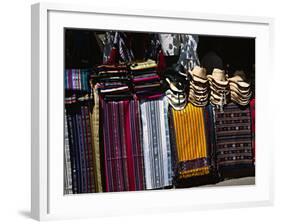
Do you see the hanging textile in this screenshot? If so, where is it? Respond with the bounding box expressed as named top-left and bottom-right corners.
top-left (64, 109), bottom-right (73, 194)
top-left (176, 34), bottom-right (200, 72)
top-left (214, 103), bottom-right (255, 178)
top-left (103, 32), bottom-right (134, 64)
top-left (158, 34), bottom-right (181, 56)
top-left (89, 85), bottom-right (103, 192)
top-left (101, 99), bottom-right (145, 192)
top-left (140, 96), bottom-right (173, 189)
top-left (172, 103), bottom-right (211, 180)
top-left (250, 98), bottom-right (255, 163)
top-left (65, 98), bottom-right (97, 193)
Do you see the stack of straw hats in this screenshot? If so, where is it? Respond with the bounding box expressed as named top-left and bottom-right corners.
top-left (165, 72), bottom-right (188, 110)
top-left (228, 70), bottom-right (252, 106)
top-left (188, 66), bottom-right (209, 107)
top-left (207, 68), bottom-right (230, 107)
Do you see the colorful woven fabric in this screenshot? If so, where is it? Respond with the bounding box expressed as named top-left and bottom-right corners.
top-left (172, 103), bottom-right (210, 179)
top-left (250, 98), bottom-right (255, 163)
top-left (214, 103), bottom-right (255, 178)
top-left (89, 87), bottom-right (103, 192)
top-left (103, 32), bottom-right (134, 64)
top-left (64, 109), bottom-right (73, 194)
top-left (101, 99), bottom-right (145, 192)
top-left (65, 101), bottom-right (97, 193)
top-left (65, 69), bottom-right (91, 92)
top-left (130, 60), bottom-right (162, 99)
top-left (140, 96), bottom-right (172, 189)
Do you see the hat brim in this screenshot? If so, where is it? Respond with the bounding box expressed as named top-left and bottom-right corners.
top-left (231, 91), bottom-right (252, 101)
top-left (210, 85), bottom-right (230, 94)
top-left (190, 74), bottom-right (208, 84)
top-left (188, 94), bottom-right (209, 102)
top-left (207, 75), bottom-right (229, 86)
top-left (209, 81), bottom-right (229, 90)
top-left (229, 80), bottom-right (250, 88)
top-left (230, 88), bottom-right (252, 98)
top-left (190, 83), bottom-right (208, 92)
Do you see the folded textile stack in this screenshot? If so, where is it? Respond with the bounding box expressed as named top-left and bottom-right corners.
top-left (164, 67), bottom-right (189, 110)
top-left (228, 70), bottom-right (252, 106)
top-left (188, 66), bottom-right (209, 107)
top-left (65, 69), bottom-right (91, 92)
top-left (207, 68), bottom-right (230, 108)
top-left (130, 59), bottom-right (163, 100)
top-left (95, 64), bottom-right (132, 100)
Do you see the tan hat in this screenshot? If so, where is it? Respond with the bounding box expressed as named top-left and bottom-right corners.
top-left (210, 96), bottom-right (222, 105)
top-left (231, 96), bottom-right (250, 106)
top-left (228, 70), bottom-right (246, 81)
top-left (190, 81), bottom-right (208, 92)
top-left (228, 70), bottom-right (250, 88)
top-left (189, 83), bottom-right (208, 93)
top-left (207, 68), bottom-right (229, 86)
top-left (229, 82), bottom-right (251, 93)
top-left (189, 66), bottom-right (208, 83)
top-left (188, 96), bottom-right (208, 107)
top-left (210, 95), bottom-right (229, 106)
top-left (211, 90), bottom-right (230, 100)
top-left (209, 83), bottom-right (229, 92)
top-left (229, 80), bottom-right (250, 90)
top-left (231, 91), bottom-right (252, 101)
top-left (230, 86), bottom-right (251, 98)
top-left (188, 91), bottom-right (209, 101)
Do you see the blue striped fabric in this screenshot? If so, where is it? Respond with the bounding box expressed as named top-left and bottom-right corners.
top-left (140, 96), bottom-right (173, 189)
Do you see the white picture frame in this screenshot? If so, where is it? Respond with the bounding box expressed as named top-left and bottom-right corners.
top-left (31, 2), bottom-right (274, 221)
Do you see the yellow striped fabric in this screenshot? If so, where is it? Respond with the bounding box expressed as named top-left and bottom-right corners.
top-left (89, 87), bottom-right (103, 192)
top-left (172, 103), bottom-right (210, 178)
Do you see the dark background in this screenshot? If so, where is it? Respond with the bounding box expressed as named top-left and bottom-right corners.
top-left (65, 29), bottom-right (255, 81)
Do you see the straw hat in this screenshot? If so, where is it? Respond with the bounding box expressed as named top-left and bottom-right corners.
top-left (210, 95), bottom-right (228, 106)
top-left (207, 68), bottom-right (229, 86)
top-left (189, 81), bottom-right (208, 92)
top-left (165, 77), bottom-right (186, 93)
top-left (189, 66), bottom-right (208, 83)
top-left (189, 83), bottom-right (208, 93)
top-left (209, 83), bottom-right (229, 92)
top-left (230, 86), bottom-right (251, 98)
top-left (231, 91), bottom-right (251, 101)
top-left (231, 96), bottom-right (250, 106)
top-left (229, 81), bottom-right (250, 92)
top-left (211, 90), bottom-right (230, 100)
top-left (189, 88), bottom-right (209, 97)
top-left (165, 89), bottom-right (187, 110)
top-left (188, 92), bottom-right (209, 102)
top-left (228, 70), bottom-right (250, 88)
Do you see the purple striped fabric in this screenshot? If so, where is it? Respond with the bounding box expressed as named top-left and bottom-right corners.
top-left (100, 98), bottom-right (145, 192)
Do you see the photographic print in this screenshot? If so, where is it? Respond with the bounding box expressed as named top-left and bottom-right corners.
top-left (63, 29), bottom-right (255, 194)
